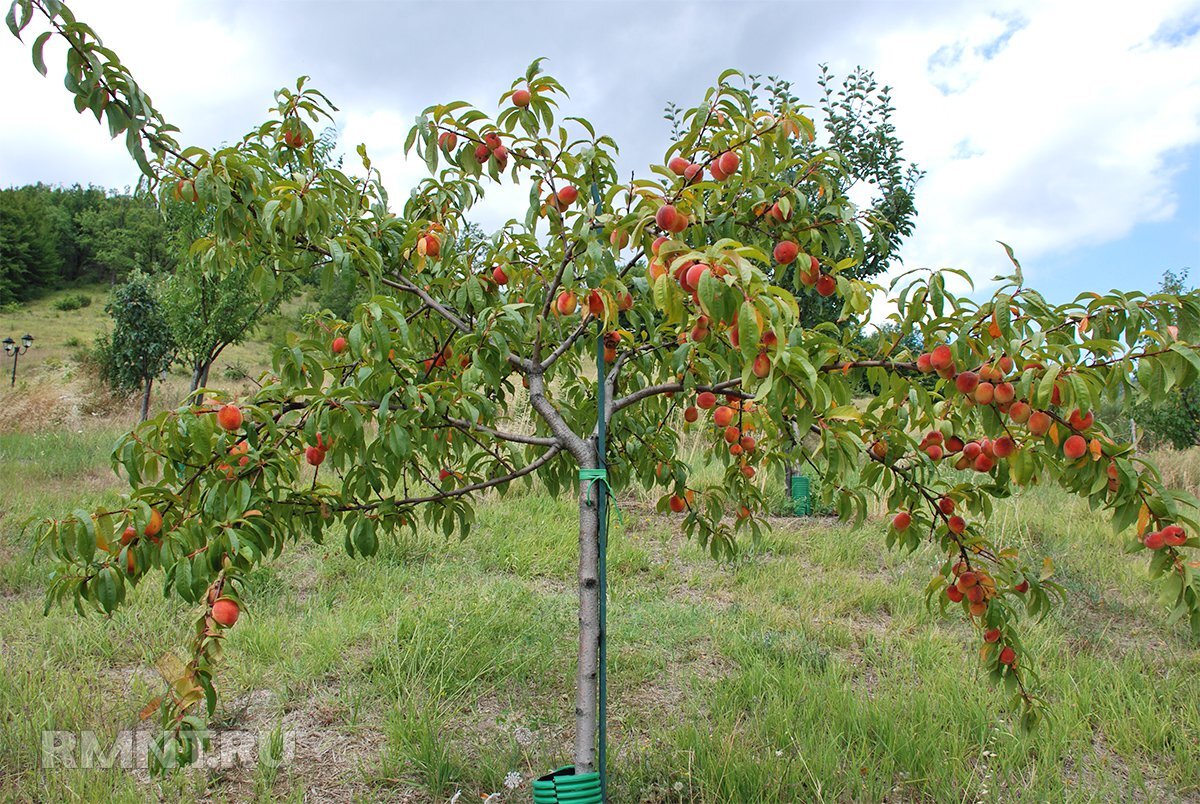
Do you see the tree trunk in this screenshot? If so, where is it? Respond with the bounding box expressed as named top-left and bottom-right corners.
top-left (139, 378), bottom-right (153, 422)
top-left (573, 446), bottom-right (601, 773)
top-left (189, 360), bottom-right (213, 395)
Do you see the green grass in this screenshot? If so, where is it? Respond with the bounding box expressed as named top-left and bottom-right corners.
top-left (0, 425), bottom-right (1197, 802)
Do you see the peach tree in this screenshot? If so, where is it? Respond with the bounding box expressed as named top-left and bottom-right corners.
top-left (11, 0), bottom-right (1200, 777)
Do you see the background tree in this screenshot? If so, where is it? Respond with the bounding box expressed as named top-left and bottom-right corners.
top-left (95, 271), bottom-right (176, 420)
top-left (1132, 269), bottom-right (1199, 448)
top-left (11, 1), bottom-right (1200, 786)
top-left (159, 196), bottom-right (290, 394)
top-left (0, 184), bottom-right (63, 303)
top-left (75, 190), bottom-right (177, 280)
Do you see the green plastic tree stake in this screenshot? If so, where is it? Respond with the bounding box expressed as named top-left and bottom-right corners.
top-left (591, 181), bottom-right (609, 803)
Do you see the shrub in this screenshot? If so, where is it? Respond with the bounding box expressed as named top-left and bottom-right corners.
top-left (54, 292), bottom-right (92, 311)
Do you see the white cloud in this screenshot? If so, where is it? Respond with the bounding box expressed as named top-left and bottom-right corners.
top-left (870, 0), bottom-right (1200, 291)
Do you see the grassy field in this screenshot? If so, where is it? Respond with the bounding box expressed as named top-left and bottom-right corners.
top-left (1, 411), bottom-right (1199, 801)
top-left (0, 285), bottom-right (304, 433)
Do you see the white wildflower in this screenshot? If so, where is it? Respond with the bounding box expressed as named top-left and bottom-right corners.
top-left (504, 771), bottom-right (522, 790)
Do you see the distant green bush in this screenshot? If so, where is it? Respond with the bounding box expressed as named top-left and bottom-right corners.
top-left (54, 292), bottom-right (92, 311)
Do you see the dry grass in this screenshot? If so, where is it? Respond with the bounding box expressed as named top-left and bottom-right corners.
top-left (1146, 446), bottom-right (1200, 497)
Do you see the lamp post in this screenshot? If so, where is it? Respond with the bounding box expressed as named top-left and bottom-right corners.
top-left (2, 334), bottom-right (33, 387)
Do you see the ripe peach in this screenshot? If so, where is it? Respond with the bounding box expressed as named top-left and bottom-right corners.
top-left (724, 426), bottom-right (741, 444)
top-left (948, 516), bottom-right (967, 535)
top-left (870, 440), bottom-right (888, 460)
top-left (652, 236), bottom-right (669, 255)
top-left (966, 585), bottom-right (986, 604)
top-left (1162, 524), bottom-right (1186, 547)
top-left (610, 229), bottom-right (630, 249)
top-left (993, 436), bottom-right (1016, 458)
top-left (799, 256), bottom-right (820, 287)
top-left (587, 290), bottom-right (605, 318)
top-left (999, 646), bottom-right (1016, 666)
top-left (1027, 411), bottom-right (1052, 436)
top-left (740, 465), bottom-right (756, 479)
top-left (938, 497), bottom-right (955, 515)
top-left (217, 404), bottom-right (243, 432)
top-left (815, 274), bottom-right (836, 297)
top-left (332, 336), bottom-right (348, 355)
top-left (174, 178), bottom-right (198, 203)
top-left (984, 627), bottom-right (1001, 643)
top-left (1063, 434), bottom-right (1087, 460)
top-left (1014, 580), bottom-right (1029, 593)
top-left (946, 585), bottom-right (965, 602)
top-left (752, 352), bottom-right (771, 379)
top-left (974, 382), bottom-right (995, 405)
top-left (1143, 530), bottom-right (1166, 550)
top-left (656, 204), bottom-right (680, 230)
top-left (955, 371), bottom-right (979, 395)
top-left (512, 88), bottom-right (531, 107)
top-left (212, 598), bottom-right (240, 627)
top-left (144, 509), bottom-right (163, 538)
top-left (474, 143), bottom-right (491, 163)
top-left (483, 132), bottom-right (502, 150)
top-left (683, 163), bottom-right (703, 184)
top-left (717, 150), bottom-right (740, 176)
top-left (773, 240), bottom-right (799, 264)
top-left (916, 353), bottom-right (934, 373)
top-left (697, 392), bottom-right (717, 410)
top-left (557, 185), bottom-right (579, 207)
top-left (930, 345), bottom-right (953, 371)
top-left (555, 291), bottom-right (578, 316)
top-left (305, 446), bottom-right (325, 466)
top-left (1008, 401), bottom-right (1032, 424)
top-left (423, 234), bottom-right (441, 257)
top-left (120, 526), bottom-right (137, 546)
top-left (1067, 408), bottom-right (1094, 431)
top-left (946, 436), bottom-right (965, 453)
top-left (968, 601), bottom-right (988, 617)
top-left (686, 263), bottom-right (710, 289)
top-left (438, 131), bottom-right (458, 151)
top-left (893, 512), bottom-right (912, 531)
top-left (668, 156), bottom-right (689, 176)
top-left (963, 441), bottom-right (982, 460)
top-left (768, 201), bottom-right (792, 222)
top-left (925, 444), bottom-right (944, 460)
top-left (974, 453), bottom-right (995, 473)
top-left (713, 406), bottom-right (734, 427)
top-left (740, 435), bottom-right (756, 453)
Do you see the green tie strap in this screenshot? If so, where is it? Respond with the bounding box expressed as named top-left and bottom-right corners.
top-left (578, 468), bottom-right (622, 525)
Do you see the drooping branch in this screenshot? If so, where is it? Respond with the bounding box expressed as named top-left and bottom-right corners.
top-left (610, 376), bottom-right (749, 415)
top-left (443, 415), bottom-right (558, 447)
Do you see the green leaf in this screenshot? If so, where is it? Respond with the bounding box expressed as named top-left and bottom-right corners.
top-left (31, 29), bottom-right (50, 75)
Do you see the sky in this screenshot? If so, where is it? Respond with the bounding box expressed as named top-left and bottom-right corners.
top-left (2, 0), bottom-right (1198, 304)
